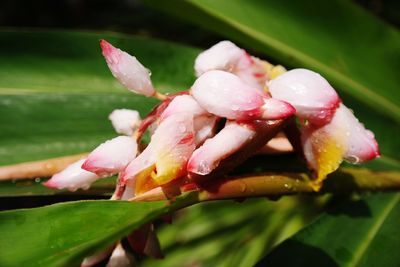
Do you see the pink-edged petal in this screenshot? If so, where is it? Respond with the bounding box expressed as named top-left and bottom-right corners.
top-left (121, 144), bottom-right (156, 183)
top-left (269, 68), bottom-right (340, 125)
top-left (187, 120), bottom-right (255, 175)
top-left (100, 39), bottom-right (155, 97)
top-left (192, 70), bottom-right (294, 120)
top-left (122, 113), bottom-right (195, 185)
top-left (152, 113), bottom-right (195, 184)
top-left (82, 136), bottom-right (137, 177)
top-left (160, 95), bottom-right (207, 121)
top-left (108, 109), bottom-right (141, 136)
top-left (301, 103), bottom-right (379, 188)
top-left (339, 104), bottom-right (380, 163)
top-left (194, 115), bottom-right (218, 146)
top-left (261, 97), bottom-right (296, 120)
top-left (194, 40), bottom-right (245, 77)
top-left (43, 159), bottom-right (99, 191)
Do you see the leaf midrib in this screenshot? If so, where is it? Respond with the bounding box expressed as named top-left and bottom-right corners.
top-left (187, 1), bottom-right (400, 123)
top-left (349, 194), bottom-right (400, 267)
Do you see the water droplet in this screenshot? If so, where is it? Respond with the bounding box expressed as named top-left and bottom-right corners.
top-left (346, 155), bottom-right (360, 164)
top-left (284, 183), bottom-right (293, 190)
top-left (240, 182), bottom-right (247, 193)
top-left (231, 105), bottom-right (239, 111)
top-left (179, 124), bottom-right (187, 133)
top-left (34, 177), bottom-right (41, 183)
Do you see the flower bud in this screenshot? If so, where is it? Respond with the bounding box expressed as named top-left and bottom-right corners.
top-left (100, 39), bottom-right (155, 97)
top-left (108, 109), bottom-right (141, 136)
top-left (191, 70), bottom-right (294, 120)
top-left (82, 136), bottom-right (137, 177)
top-left (43, 159), bottom-right (99, 191)
top-left (269, 68), bottom-right (340, 125)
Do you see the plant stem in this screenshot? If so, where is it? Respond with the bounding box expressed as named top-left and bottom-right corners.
top-left (130, 168), bottom-right (400, 202)
top-left (0, 153), bottom-right (88, 181)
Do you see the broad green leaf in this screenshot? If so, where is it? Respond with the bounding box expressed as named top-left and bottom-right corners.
top-left (0, 192), bottom-right (196, 267)
top-left (142, 196), bottom-right (326, 267)
top-left (257, 193), bottom-right (400, 267)
top-left (0, 30), bottom-right (198, 166)
top-left (145, 0), bottom-right (400, 161)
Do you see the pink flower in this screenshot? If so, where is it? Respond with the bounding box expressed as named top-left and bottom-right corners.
top-left (194, 41), bottom-right (271, 90)
top-left (269, 69), bottom-right (340, 125)
top-left (82, 136), bottom-right (138, 177)
top-left (43, 159), bottom-right (99, 191)
top-left (121, 113), bottom-right (195, 187)
top-left (191, 70), bottom-right (295, 121)
top-left (301, 103), bottom-right (380, 186)
top-left (187, 120), bottom-right (256, 175)
top-left (108, 109), bottom-right (141, 136)
top-left (100, 40), bottom-right (155, 97)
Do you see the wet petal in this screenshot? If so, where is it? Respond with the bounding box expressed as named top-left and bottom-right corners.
top-left (187, 121), bottom-right (255, 175)
top-left (339, 104), bottom-right (380, 163)
top-left (43, 159), bottom-right (99, 191)
top-left (195, 41), bottom-right (273, 90)
top-left (108, 109), bottom-right (141, 136)
top-left (153, 113), bottom-right (195, 184)
top-left (194, 115), bottom-right (218, 146)
top-left (100, 39), bottom-right (155, 96)
top-left (195, 40), bottom-right (244, 77)
top-left (269, 68), bottom-right (340, 125)
top-left (191, 70), bottom-right (294, 120)
top-left (160, 95), bottom-right (207, 121)
top-left (82, 136), bottom-right (137, 177)
top-left (122, 113), bottom-right (195, 186)
top-left (301, 104), bottom-right (379, 189)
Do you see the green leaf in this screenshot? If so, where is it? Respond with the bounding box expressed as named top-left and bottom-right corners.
top-left (145, 0), bottom-right (400, 161)
top-left (142, 196), bottom-right (326, 267)
top-left (0, 192), bottom-right (196, 267)
top-left (0, 30), bottom-right (198, 166)
top-left (257, 193), bottom-right (400, 267)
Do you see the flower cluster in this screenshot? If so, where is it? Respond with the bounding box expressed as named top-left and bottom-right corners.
top-left (43, 39), bottom-right (379, 265)
top-left (45, 39), bottom-right (379, 195)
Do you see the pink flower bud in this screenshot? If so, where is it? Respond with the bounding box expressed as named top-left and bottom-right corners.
top-left (122, 113), bottom-right (195, 186)
top-left (269, 68), bottom-right (340, 125)
top-left (108, 109), bottom-right (141, 136)
top-left (301, 104), bottom-right (379, 184)
top-left (100, 40), bottom-right (155, 97)
top-left (43, 159), bottom-right (99, 191)
top-left (191, 70), bottom-right (294, 120)
top-left (82, 136), bottom-right (137, 177)
top-left (194, 41), bottom-right (270, 90)
top-left (195, 41), bottom-right (244, 77)
top-left (187, 121), bottom-right (256, 175)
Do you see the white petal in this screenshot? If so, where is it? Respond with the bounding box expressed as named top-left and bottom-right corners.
top-left (82, 136), bottom-right (137, 176)
top-left (187, 121), bottom-right (255, 175)
top-left (269, 68), bottom-right (340, 125)
top-left (43, 159), bottom-right (99, 191)
top-left (194, 115), bottom-right (218, 146)
top-left (108, 109), bottom-right (141, 136)
top-left (191, 70), bottom-right (265, 120)
top-left (160, 95), bottom-right (207, 121)
top-left (339, 104), bottom-right (380, 163)
top-left (100, 40), bottom-right (155, 96)
top-left (194, 40), bottom-right (245, 77)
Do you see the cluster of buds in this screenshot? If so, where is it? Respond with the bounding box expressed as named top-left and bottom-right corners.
top-left (43, 39), bottom-right (379, 265)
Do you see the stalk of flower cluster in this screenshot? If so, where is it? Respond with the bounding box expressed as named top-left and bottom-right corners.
top-left (0, 153), bottom-right (88, 181)
top-left (130, 168), bottom-right (400, 202)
